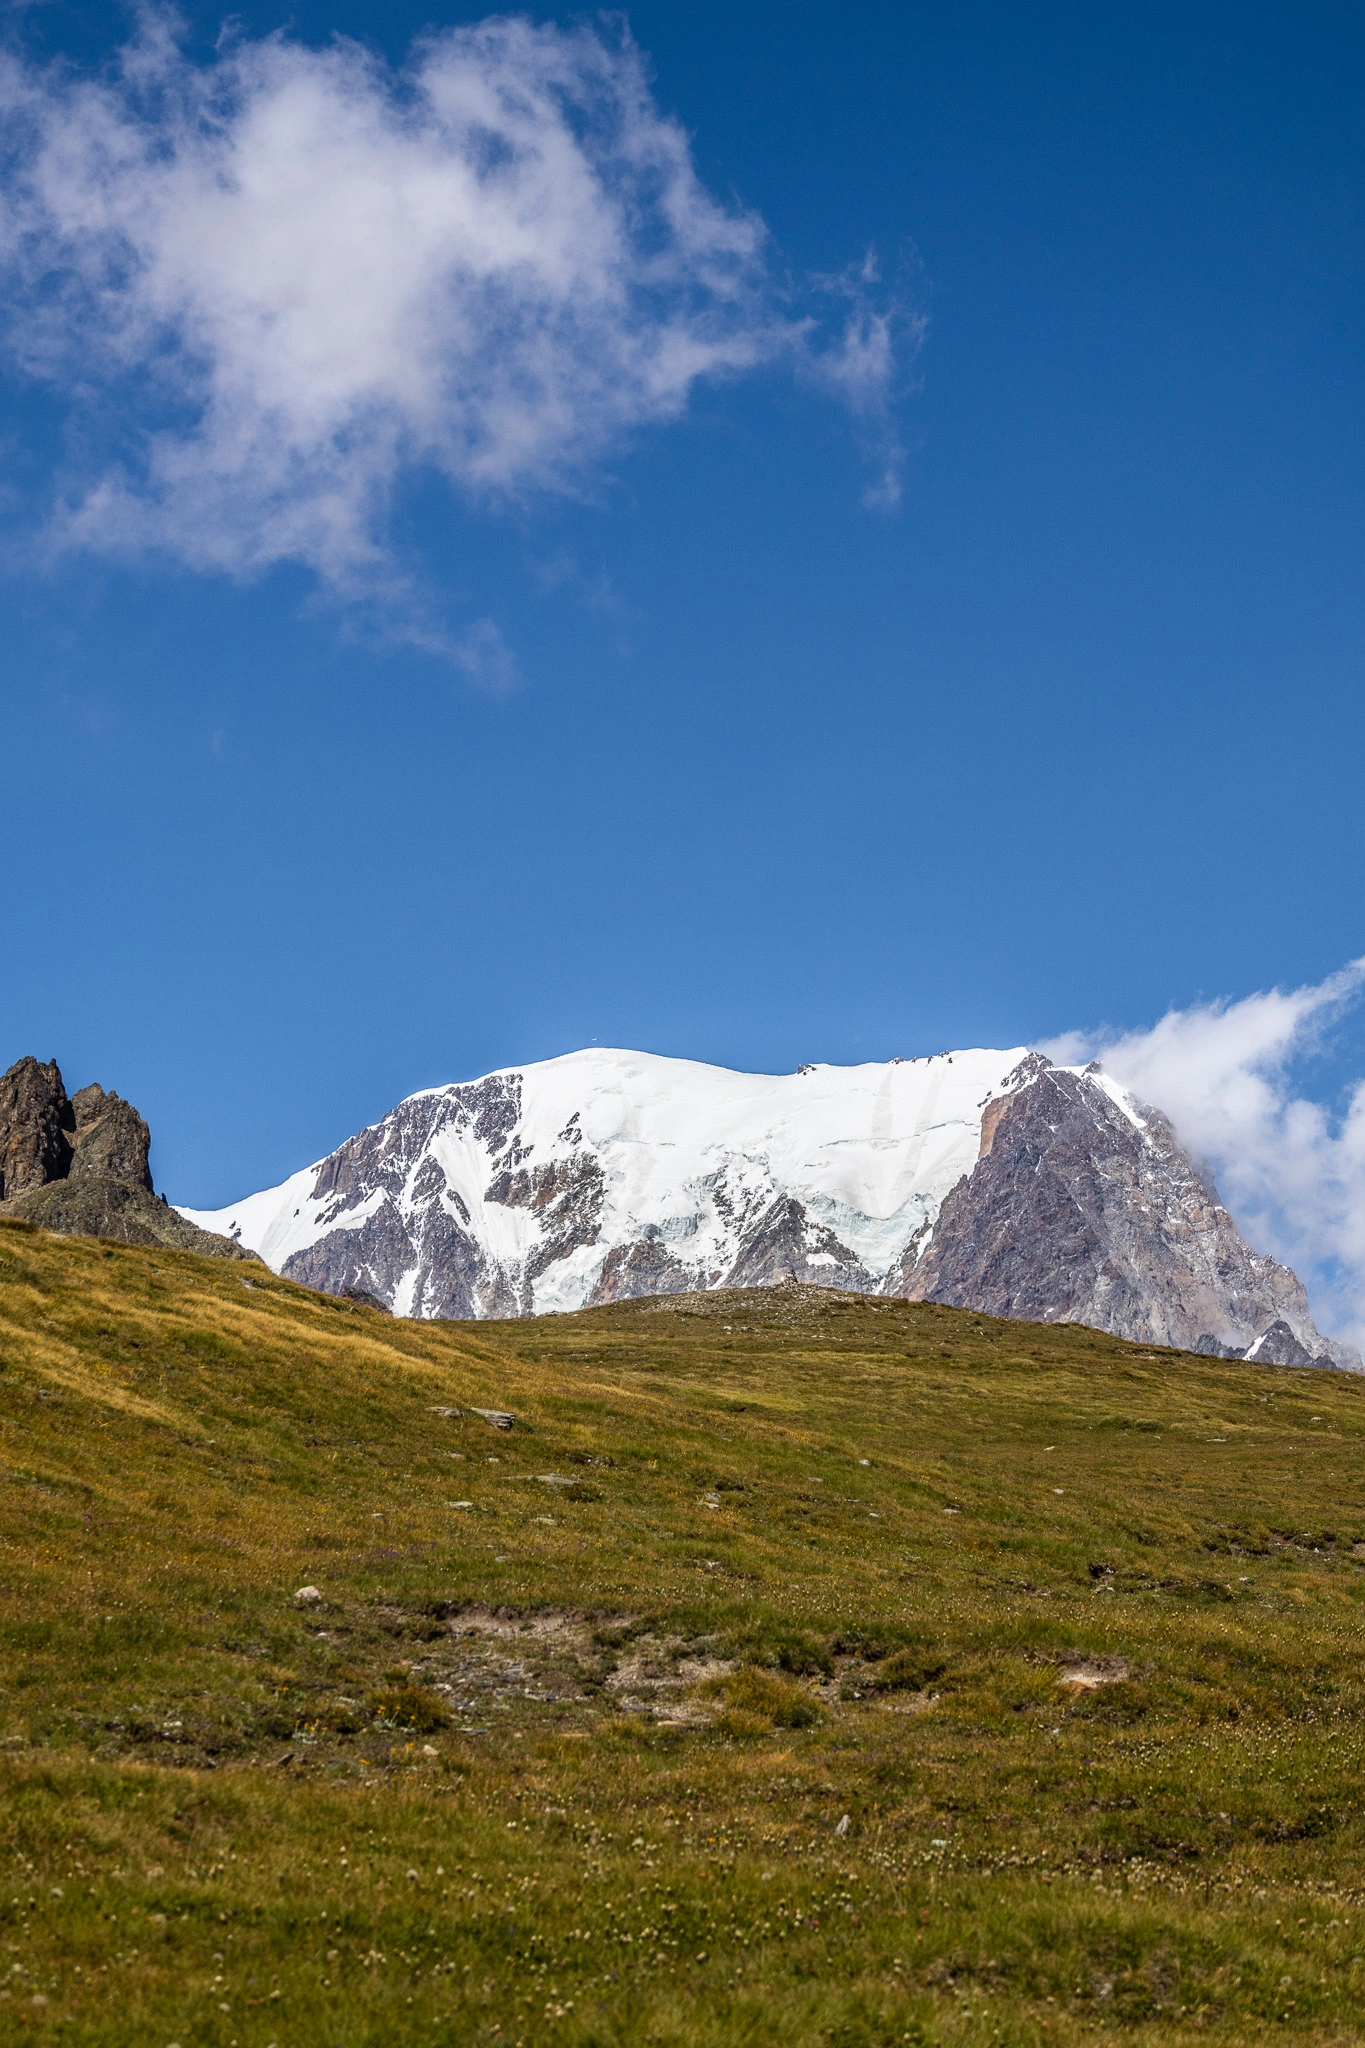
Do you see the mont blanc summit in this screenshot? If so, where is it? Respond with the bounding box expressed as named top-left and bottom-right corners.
top-left (179, 1047), bottom-right (1351, 1367)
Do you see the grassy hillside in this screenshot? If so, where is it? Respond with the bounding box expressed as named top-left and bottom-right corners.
top-left (3, 1216), bottom-right (1365, 2044)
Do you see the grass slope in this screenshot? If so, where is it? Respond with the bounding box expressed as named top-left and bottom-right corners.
top-left (3, 1217), bottom-right (1365, 2045)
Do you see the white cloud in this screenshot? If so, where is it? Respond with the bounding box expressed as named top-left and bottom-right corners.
top-left (0, 8), bottom-right (905, 623)
top-left (1045, 959), bottom-right (1365, 1348)
top-left (802, 251), bottom-right (915, 509)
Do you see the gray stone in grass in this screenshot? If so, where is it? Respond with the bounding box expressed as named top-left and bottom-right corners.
top-left (294, 1585), bottom-right (323, 1605)
top-left (470, 1408), bottom-right (516, 1430)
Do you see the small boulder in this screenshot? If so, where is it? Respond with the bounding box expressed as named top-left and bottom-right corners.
top-left (470, 1407), bottom-right (516, 1431)
top-left (1057, 1658), bottom-right (1127, 1694)
top-left (294, 1585), bottom-right (323, 1605)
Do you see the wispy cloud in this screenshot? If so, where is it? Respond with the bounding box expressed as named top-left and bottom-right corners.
top-left (0, 8), bottom-right (907, 637)
top-left (802, 251), bottom-right (917, 509)
top-left (1046, 959), bottom-right (1365, 1347)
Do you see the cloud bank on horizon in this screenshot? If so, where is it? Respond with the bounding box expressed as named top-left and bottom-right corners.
top-left (0, 8), bottom-right (904, 648)
top-left (1047, 959), bottom-right (1365, 1351)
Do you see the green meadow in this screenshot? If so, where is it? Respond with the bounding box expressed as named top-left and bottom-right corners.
top-left (3, 1213), bottom-right (1365, 2045)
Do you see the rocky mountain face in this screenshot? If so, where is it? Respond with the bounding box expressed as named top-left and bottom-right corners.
top-left (181, 1047), bottom-right (1352, 1367)
top-left (0, 1057), bottom-right (254, 1260)
top-left (902, 1055), bottom-right (1352, 1366)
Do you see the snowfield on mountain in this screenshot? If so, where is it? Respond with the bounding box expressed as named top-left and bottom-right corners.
top-left (180, 1046), bottom-right (1354, 1366)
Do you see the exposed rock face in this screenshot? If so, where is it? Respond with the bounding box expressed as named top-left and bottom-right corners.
top-left (588, 1235), bottom-right (695, 1306)
top-left (1192, 1334), bottom-right (1244, 1360)
top-left (487, 1153), bottom-right (608, 1293)
top-left (0, 1058), bottom-right (73, 1200)
top-left (1244, 1320), bottom-right (1322, 1368)
top-left (68, 1084), bottom-right (153, 1191)
top-left (340, 1285), bottom-right (392, 1315)
top-left (725, 1196), bottom-right (874, 1293)
top-left (0, 1056), bottom-right (253, 1260)
top-left (181, 1044), bottom-right (1352, 1365)
top-left (276, 1073), bottom-right (533, 1317)
top-left (904, 1060), bottom-right (1348, 1368)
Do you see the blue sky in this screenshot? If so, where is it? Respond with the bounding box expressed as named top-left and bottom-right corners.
top-left (3, 0), bottom-right (1365, 1269)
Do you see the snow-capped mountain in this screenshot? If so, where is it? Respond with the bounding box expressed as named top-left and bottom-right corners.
top-left (179, 1046), bottom-right (1352, 1365)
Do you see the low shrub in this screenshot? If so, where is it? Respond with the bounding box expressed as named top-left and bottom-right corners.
top-left (862, 1647), bottom-right (947, 1694)
top-left (769, 1632), bottom-right (833, 1677)
top-left (705, 1666), bottom-right (822, 1729)
top-left (367, 1683), bottom-right (450, 1733)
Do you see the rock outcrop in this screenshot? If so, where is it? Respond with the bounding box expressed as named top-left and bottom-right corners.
top-left (180, 1045), bottom-right (1353, 1365)
top-left (0, 1057), bottom-right (74, 1201)
top-left (67, 1083), bottom-right (154, 1191)
top-left (0, 1056), bottom-right (255, 1260)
